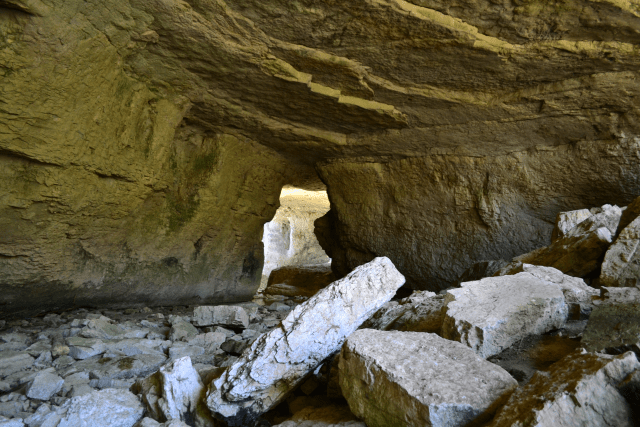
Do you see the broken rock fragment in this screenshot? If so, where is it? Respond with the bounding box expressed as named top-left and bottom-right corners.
top-left (362, 291), bottom-right (445, 333)
top-left (551, 208), bottom-right (592, 241)
top-left (134, 356), bottom-right (212, 426)
top-left (26, 368), bottom-right (63, 401)
top-left (442, 273), bottom-right (568, 358)
top-left (206, 257), bottom-right (405, 426)
top-left (487, 351), bottom-right (639, 427)
top-left (53, 389), bottom-right (144, 427)
top-left (192, 306), bottom-right (249, 329)
top-left (600, 213), bottom-right (640, 288)
top-left (340, 330), bottom-right (517, 427)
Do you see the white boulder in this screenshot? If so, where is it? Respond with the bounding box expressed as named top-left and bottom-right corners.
top-left (340, 330), bottom-right (518, 427)
top-left (206, 257), bottom-right (405, 426)
top-left (26, 368), bottom-right (64, 401)
top-left (442, 273), bottom-right (568, 358)
top-left (54, 389), bottom-right (144, 427)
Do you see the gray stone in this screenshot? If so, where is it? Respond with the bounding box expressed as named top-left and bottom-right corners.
top-left (103, 339), bottom-right (170, 357)
top-left (487, 351), bottom-right (639, 427)
top-left (186, 333), bottom-right (226, 353)
top-left (192, 306), bottom-right (249, 329)
top-left (601, 214), bottom-right (640, 288)
top-left (617, 195), bottom-right (640, 234)
top-left (442, 273), bottom-right (568, 358)
top-left (0, 419), bottom-right (25, 427)
top-left (78, 317), bottom-right (125, 340)
top-left (501, 264), bottom-right (598, 319)
top-left (27, 369), bottom-right (64, 401)
top-left (88, 378), bottom-right (134, 390)
top-left (0, 352), bottom-right (34, 378)
top-left (207, 257), bottom-right (405, 426)
top-left (66, 337), bottom-right (106, 360)
top-left (61, 373), bottom-right (90, 397)
top-left (167, 344), bottom-right (204, 359)
top-left (168, 322), bottom-right (198, 342)
top-left (134, 357), bottom-right (213, 426)
top-left (274, 404), bottom-right (365, 427)
top-left (340, 330), bottom-right (517, 427)
top-left (24, 403), bottom-right (51, 426)
top-left (551, 208), bottom-right (593, 241)
top-left (582, 302), bottom-right (640, 356)
top-left (63, 354), bottom-right (167, 381)
top-left (55, 389), bottom-right (144, 427)
top-left (219, 339), bottom-right (249, 356)
top-left (34, 351), bottom-right (53, 368)
top-left (362, 291), bottom-right (445, 333)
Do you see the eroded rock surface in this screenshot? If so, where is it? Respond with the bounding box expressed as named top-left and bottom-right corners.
top-left (488, 351), bottom-right (639, 427)
top-left (206, 257), bottom-right (405, 426)
top-left (340, 330), bottom-right (517, 427)
top-left (361, 291), bottom-right (445, 333)
top-left (442, 273), bottom-right (568, 358)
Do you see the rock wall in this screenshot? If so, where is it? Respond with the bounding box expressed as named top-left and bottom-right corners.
top-left (3, 0), bottom-right (640, 311)
top-left (317, 137), bottom-right (640, 291)
top-left (260, 188), bottom-right (330, 290)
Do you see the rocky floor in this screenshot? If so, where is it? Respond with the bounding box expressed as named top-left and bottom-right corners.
top-left (0, 294), bottom-right (345, 426)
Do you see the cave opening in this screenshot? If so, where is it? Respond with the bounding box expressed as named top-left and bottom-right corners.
top-left (258, 185), bottom-right (332, 295)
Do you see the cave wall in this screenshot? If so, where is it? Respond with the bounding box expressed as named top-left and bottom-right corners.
top-left (317, 136), bottom-right (640, 291)
top-left (2, 0), bottom-right (640, 312)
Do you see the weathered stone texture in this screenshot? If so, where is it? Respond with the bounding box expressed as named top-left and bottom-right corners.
top-left (3, 0), bottom-right (640, 307)
top-left (340, 330), bottom-right (517, 427)
top-left (206, 257), bottom-right (405, 426)
top-left (442, 273), bottom-right (567, 358)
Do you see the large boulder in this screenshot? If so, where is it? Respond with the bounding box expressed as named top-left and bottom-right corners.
top-left (601, 213), bottom-right (640, 288)
top-left (340, 330), bottom-right (517, 427)
top-left (581, 301), bottom-right (640, 357)
top-left (499, 264), bottom-right (598, 319)
top-left (487, 351), bottom-right (640, 427)
top-left (442, 273), bottom-right (568, 358)
top-left (206, 257), bottom-right (405, 426)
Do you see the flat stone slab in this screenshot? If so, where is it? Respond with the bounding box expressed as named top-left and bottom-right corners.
top-left (206, 257), bottom-right (405, 426)
top-left (487, 351), bottom-right (639, 427)
top-left (0, 352), bottom-right (34, 378)
top-left (340, 330), bottom-right (518, 427)
top-left (192, 306), bottom-right (249, 329)
top-left (442, 272), bottom-right (568, 358)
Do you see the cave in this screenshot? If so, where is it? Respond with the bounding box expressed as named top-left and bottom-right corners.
top-left (1, 0), bottom-right (640, 425)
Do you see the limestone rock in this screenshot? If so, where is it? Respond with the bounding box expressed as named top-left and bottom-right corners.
top-left (26, 368), bottom-right (64, 401)
top-left (103, 339), bottom-right (171, 357)
top-left (601, 214), bottom-right (640, 288)
top-left (134, 357), bottom-right (212, 426)
top-left (442, 273), bottom-right (568, 358)
top-left (63, 354), bottom-right (167, 381)
top-left (206, 257), bottom-right (405, 426)
top-left (551, 208), bottom-right (592, 241)
top-left (192, 306), bottom-right (249, 329)
top-left (168, 322), bottom-right (199, 342)
top-left (362, 291), bottom-right (445, 333)
top-left (274, 404), bottom-right (365, 427)
top-left (0, 352), bottom-right (34, 378)
top-left (340, 330), bottom-right (517, 427)
top-left (487, 351), bottom-right (639, 427)
top-left (66, 337), bottom-right (106, 360)
top-left (264, 265), bottom-right (335, 298)
top-left (581, 302), bottom-right (640, 356)
top-left (500, 264), bottom-right (598, 319)
top-left (618, 196), bottom-right (640, 234)
top-left (55, 389), bottom-right (144, 427)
